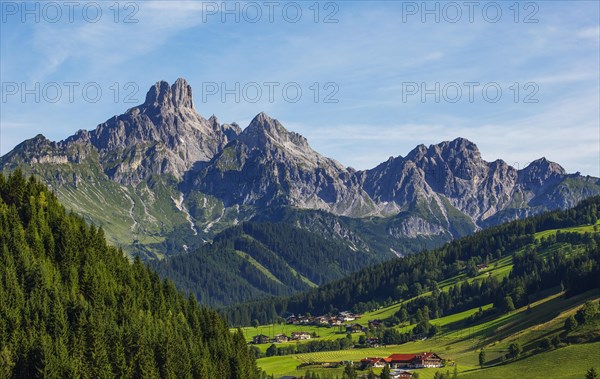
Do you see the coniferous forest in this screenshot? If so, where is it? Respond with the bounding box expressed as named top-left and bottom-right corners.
top-left (0, 171), bottom-right (259, 378)
top-left (150, 221), bottom-right (381, 307)
top-left (225, 196), bottom-right (600, 326)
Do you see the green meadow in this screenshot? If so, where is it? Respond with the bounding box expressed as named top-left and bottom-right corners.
top-left (257, 289), bottom-right (600, 377)
top-left (255, 224), bottom-right (600, 378)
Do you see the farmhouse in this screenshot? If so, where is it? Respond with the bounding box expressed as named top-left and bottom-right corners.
top-left (285, 315), bottom-right (297, 324)
top-left (251, 334), bottom-right (270, 344)
top-left (272, 334), bottom-right (288, 343)
top-left (346, 323), bottom-right (365, 333)
top-left (360, 357), bottom-right (387, 369)
top-left (366, 337), bottom-right (380, 347)
top-left (386, 354), bottom-right (416, 368)
top-left (392, 371), bottom-right (414, 379)
top-left (339, 311), bottom-right (358, 321)
top-left (386, 352), bottom-right (443, 369)
top-left (290, 331), bottom-right (311, 340)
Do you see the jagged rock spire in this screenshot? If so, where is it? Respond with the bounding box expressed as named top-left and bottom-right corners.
top-left (143, 78), bottom-right (194, 112)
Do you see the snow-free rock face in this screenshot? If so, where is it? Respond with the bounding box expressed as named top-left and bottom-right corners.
top-left (358, 136), bottom-right (595, 231)
top-left (2, 78), bottom-right (599, 258)
top-left (5, 79), bottom-right (241, 184)
top-left (84, 78), bottom-right (238, 183)
top-left (195, 112), bottom-right (376, 216)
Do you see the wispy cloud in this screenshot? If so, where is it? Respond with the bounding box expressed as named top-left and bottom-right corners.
top-left (577, 26), bottom-right (600, 41)
top-left (26, 1), bottom-right (209, 81)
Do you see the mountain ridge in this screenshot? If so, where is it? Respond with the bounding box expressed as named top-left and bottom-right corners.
top-left (1, 78), bottom-right (599, 261)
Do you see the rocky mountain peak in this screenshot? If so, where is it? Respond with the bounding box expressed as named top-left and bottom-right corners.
top-left (434, 137), bottom-right (480, 160)
top-left (404, 138), bottom-right (479, 164)
top-left (246, 112), bottom-right (284, 136)
top-left (519, 157), bottom-right (566, 186)
top-left (524, 157), bottom-right (566, 175)
top-left (442, 137), bottom-right (479, 154)
top-left (239, 112), bottom-right (309, 150)
top-left (142, 78), bottom-right (194, 113)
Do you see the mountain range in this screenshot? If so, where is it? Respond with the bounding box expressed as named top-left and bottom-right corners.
top-left (2, 78), bottom-right (599, 266)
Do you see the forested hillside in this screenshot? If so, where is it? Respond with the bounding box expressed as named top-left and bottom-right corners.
top-left (150, 222), bottom-right (380, 307)
top-left (226, 196), bottom-right (600, 325)
top-left (0, 171), bottom-right (259, 378)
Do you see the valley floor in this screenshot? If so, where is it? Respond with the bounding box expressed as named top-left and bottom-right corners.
top-left (255, 286), bottom-right (600, 378)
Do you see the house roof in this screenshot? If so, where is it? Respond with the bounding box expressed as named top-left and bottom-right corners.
top-left (387, 354), bottom-right (417, 362)
top-left (361, 357), bottom-right (385, 362)
top-left (386, 352), bottom-right (441, 363)
top-left (420, 352), bottom-right (441, 360)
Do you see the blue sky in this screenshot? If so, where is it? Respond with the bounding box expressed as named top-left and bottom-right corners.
top-left (1, 1), bottom-right (599, 175)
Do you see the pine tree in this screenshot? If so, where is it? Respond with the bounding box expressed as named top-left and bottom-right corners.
top-left (380, 364), bottom-right (392, 379)
top-left (342, 363), bottom-right (357, 379)
top-left (1, 346), bottom-right (15, 378)
top-left (508, 342), bottom-right (522, 359)
top-left (564, 315), bottom-right (578, 332)
top-left (478, 350), bottom-right (486, 368)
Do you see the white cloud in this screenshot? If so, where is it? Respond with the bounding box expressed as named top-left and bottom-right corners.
top-left (577, 26), bottom-right (600, 41)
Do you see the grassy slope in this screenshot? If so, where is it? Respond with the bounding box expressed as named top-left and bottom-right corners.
top-left (258, 289), bottom-right (600, 378)
top-left (234, 250), bottom-right (285, 285)
top-left (359, 254), bottom-right (514, 321)
top-left (461, 342), bottom-right (600, 379)
top-left (257, 226), bottom-right (600, 378)
top-left (239, 323), bottom-right (351, 351)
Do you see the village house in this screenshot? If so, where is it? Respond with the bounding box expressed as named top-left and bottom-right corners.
top-left (361, 352), bottom-right (443, 370)
top-left (271, 334), bottom-right (288, 343)
top-left (290, 331), bottom-right (311, 341)
top-left (368, 319), bottom-right (383, 328)
top-left (391, 370), bottom-right (414, 379)
top-left (298, 316), bottom-right (311, 325)
top-left (339, 311), bottom-right (357, 322)
top-left (360, 357), bottom-right (387, 369)
top-left (366, 337), bottom-right (380, 347)
top-left (346, 323), bottom-right (365, 333)
top-left (285, 315), bottom-right (297, 324)
top-left (386, 352), bottom-right (443, 369)
top-left (251, 334), bottom-right (270, 344)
